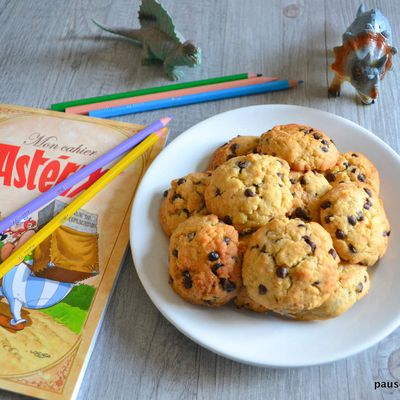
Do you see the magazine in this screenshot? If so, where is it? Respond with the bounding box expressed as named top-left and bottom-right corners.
top-left (0, 104), bottom-right (166, 399)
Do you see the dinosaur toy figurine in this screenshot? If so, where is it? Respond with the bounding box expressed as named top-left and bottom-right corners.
top-left (93, 0), bottom-right (201, 81)
top-left (328, 4), bottom-right (397, 104)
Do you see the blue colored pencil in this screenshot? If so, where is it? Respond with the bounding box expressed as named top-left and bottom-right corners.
top-left (89, 79), bottom-right (303, 119)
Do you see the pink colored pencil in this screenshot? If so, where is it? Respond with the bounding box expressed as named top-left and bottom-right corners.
top-left (65, 77), bottom-right (279, 115)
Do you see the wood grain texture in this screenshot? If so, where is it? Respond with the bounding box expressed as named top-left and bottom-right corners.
top-left (0, 0), bottom-right (400, 399)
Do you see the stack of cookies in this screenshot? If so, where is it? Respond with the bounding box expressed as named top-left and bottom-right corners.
top-left (159, 124), bottom-right (390, 320)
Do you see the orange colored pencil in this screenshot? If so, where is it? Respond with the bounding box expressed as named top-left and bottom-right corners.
top-left (65, 77), bottom-right (279, 115)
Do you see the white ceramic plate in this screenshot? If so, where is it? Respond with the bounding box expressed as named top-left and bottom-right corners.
top-left (130, 105), bottom-right (400, 367)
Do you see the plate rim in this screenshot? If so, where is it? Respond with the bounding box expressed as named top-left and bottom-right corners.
top-left (130, 104), bottom-right (400, 367)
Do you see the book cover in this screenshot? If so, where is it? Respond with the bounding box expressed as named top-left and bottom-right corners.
top-left (0, 104), bottom-right (166, 399)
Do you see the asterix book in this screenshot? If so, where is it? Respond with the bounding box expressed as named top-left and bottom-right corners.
top-left (0, 104), bottom-right (166, 399)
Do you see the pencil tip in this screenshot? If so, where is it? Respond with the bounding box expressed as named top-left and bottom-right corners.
top-left (160, 116), bottom-right (173, 126)
top-left (155, 127), bottom-right (168, 138)
top-left (289, 79), bottom-right (304, 87)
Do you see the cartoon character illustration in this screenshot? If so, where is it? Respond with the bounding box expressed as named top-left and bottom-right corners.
top-left (0, 203), bottom-right (99, 331)
top-left (0, 260), bottom-right (73, 327)
top-left (328, 4), bottom-right (397, 104)
top-left (0, 217), bottom-right (37, 263)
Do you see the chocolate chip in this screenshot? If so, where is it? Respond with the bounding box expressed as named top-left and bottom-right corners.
top-left (321, 139), bottom-right (329, 146)
top-left (348, 244), bottom-right (357, 253)
top-left (329, 248), bottom-right (337, 259)
top-left (352, 153), bottom-right (359, 157)
top-left (223, 237), bottom-right (231, 244)
top-left (172, 249), bottom-right (178, 257)
top-left (324, 215), bottom-right (333, 224)
top-left (258, 284), bottom-right (268, 295)
top-left (357, 174), bottom-right (366, 182)
top-left (208, 251), bottom-right (220, 261)
top-left (223, 216), bottom-right (232, 225)
top-left (321, 201), bottom-right (332, 209)
top-left (163, 190), bottom-right (168, 197)
top-left (230, 143), bottom-right (239, 153)
top-left (277, 172), bottom-right (283, 179)
top-left (187, 232), bottom-right (196, 241)
top-left (356, 211), bottom-right (364, 221)
top-left (177, 178), bottom-right (186, 185)
top-left (343, 162), bottom-right (349, 169)
top-left (212, 263), bottom-right (223, 275)
top-left (245, 188), bottom-right (256, 197)
top-left (313, 133), bottom-right (322, 140)
top-left (237, 160), bottom-right (249, 171)
top-left (363, 187), bottom-right (372, 197)
top-left (290, 178), bottom-right (297, 184)
top-left (215, 188), bottom-right (222, 196)
top-left (276, 266), bottom-right (288, 278)
top-left (321, 147), bottom-right (329, 152)
top-left (313, 281), bottom-right (320, 286)
top-left (325, 172), bottom-right (336, 182)
top-left (303, 129), bottom-right (311, 135)
top-left (356, 282), bottom-right (363, 293)
top-left (182, 271), bottom-right (192, 289)
top-left (300, 176), bottom-right (306, 185)
top-left (172, 193), bottom-right (182, 201)
top-left (364, 198), bottom-right (372, 210)
top-left (351, 168), bottom-right (357, 173)
top-left (220, 278), bottom-right (236, 292)
top-left (347, 215), bottom-right (357, 226)
top-left (336, 229), bottom-right (346, 239)
top-left (383, 230), bottom-right (391, 237)
top-left (302, 235), bottom-right (316, 252)
top-left (294, 207), bottom-right (310, 221)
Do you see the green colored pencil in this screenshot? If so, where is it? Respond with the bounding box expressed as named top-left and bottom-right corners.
top-left (50, 73), bottom-right (260, 111)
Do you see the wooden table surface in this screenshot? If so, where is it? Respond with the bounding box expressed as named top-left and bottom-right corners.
top-left (1, 0), bottom-right (400, 399)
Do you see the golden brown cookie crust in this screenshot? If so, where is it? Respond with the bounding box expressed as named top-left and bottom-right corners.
top-left (324, 152), bottom-right (380, 193)
top-left (242, 217), bottom-right (339, 314)
top-left (289, 264), bottom-right (370, 320)
top-left (205, 154), bottom-right (293, 233)
top-left (160, 172), bottom-right (210, 236)
top-left (289, 170), bottom-right (332, 222)
top-left (169, 215), bottom-right (242, 307)
top-left (258, 124), bottom-right (340, 171)
top-left (234, 286), bottom-right (269, 313)
top-left (208, 135), bottom-right (260, 170)
top-left (319, 182), bottom-right (390, 266)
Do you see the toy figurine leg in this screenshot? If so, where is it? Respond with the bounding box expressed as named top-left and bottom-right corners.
top-left (9, 298), bottom-right (27, 325)
top-left (328, 75), bottom-right (343, 98)
top-left (141, 45), bottom-right (159, 65)
top-left (163, 63), bottom-right (184, 81)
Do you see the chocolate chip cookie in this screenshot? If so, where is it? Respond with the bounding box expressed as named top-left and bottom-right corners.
top-left (242, 217), bottom-right (339, 314)
top-left (324, 152), bottom-right (380, 193)
top-left (320, 182), bottom-right (390, 266)
top-left (160, 172), bottom-right (210, 236)
top-left (205, 154), bottom-right (293, 233)
top-left (290, 264), bottom-right (370, 320)
top-left (234, 286), bottom-right (269, 313)
top-left (169, 215), bottom-right (241, 307)
top-left (208, 135), bottom-right (260, 170)
top-left (289, 170), bottom-right (332, 222)
top-left (258, 124), bottom-right (340, 171)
